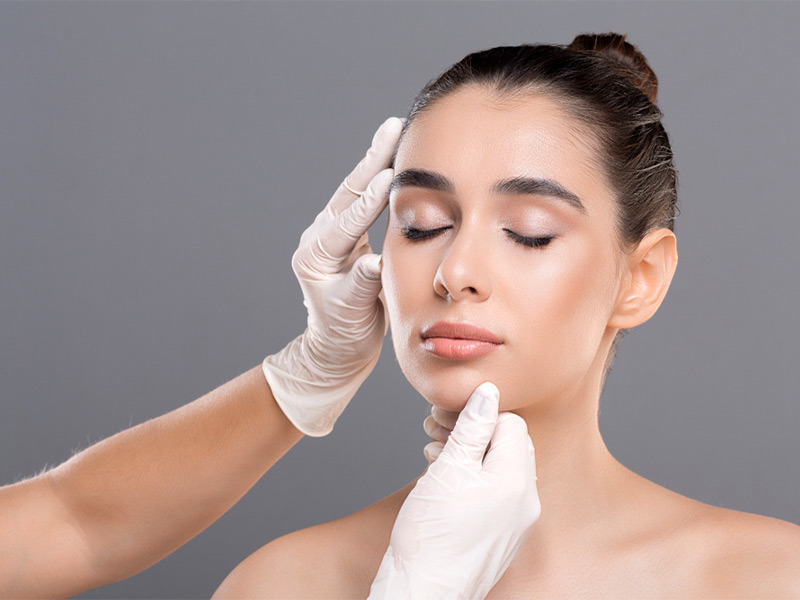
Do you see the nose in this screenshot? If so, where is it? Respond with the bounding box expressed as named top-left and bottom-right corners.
top-left (433, 222), bottom-right (493, 302)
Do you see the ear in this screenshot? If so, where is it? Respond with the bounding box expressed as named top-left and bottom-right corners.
top-left (608, 228), bottom-right (678, 330)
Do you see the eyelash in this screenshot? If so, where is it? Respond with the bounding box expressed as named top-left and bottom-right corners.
top-left (400, 226), bottom-right (556, 249)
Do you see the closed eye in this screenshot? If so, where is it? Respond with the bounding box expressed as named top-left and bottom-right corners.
top-left (400, 226), bottom-right (556, 249)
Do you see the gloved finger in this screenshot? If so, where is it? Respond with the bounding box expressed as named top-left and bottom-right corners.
top-left (328, 116), bottom-right (403, 218)
top-left (481, 412), bottom-right (537, 481)
top-left (343, 253), bottom-right (384, 310)
top-left (339, 231), bottom-right (372, 273)
top-left (430, 405), bottom-right (458, 430)
top-left (377, 286), bottom-right (389, 337)
top-left (438, 381), bottom-right (499, 469)
top-left (311, 168), bottom-right (393, 274)
top-left (423, 415), bottom-right (451, 444)
top-left (423, 441), bottom-right (444, 463)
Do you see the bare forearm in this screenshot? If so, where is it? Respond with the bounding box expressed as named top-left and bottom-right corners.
top-left (2, 363), bottom-right (304, 596)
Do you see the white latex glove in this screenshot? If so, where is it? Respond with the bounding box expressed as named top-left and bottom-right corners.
top-left (262, 117), bottom-right (404, 437)
top-left (368, 382), bottom-right (541, 600)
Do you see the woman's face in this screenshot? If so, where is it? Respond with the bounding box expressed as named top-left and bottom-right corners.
top-left (382, 85), bottom-right (625, 414)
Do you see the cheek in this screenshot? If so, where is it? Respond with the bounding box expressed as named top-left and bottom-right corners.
top-left (381, 239), bottom-right (423, 336)
top-left (381, 240), bottom-right (434, 393)
top-left (480, 237), bottom-right (615, 412)
top-left (511, 239), bottom-right (616, 397)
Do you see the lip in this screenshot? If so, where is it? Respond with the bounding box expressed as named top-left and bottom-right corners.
top-left (422, 337), bottom-right (501, 359)
top-left (420, 321), bottom-right (503, 359)
top-left (420, 321), bottom-right (503, 344)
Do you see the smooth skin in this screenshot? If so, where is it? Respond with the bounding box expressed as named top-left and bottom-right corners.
top-left (214, 86), bottom-right (800, 598)
top-left (0, 117), bottom-right (410, 598)
top-left (0, 365), bottom-right (302, 598)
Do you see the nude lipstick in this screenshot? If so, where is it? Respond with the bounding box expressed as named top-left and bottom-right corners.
top-left (420, 321), bottom-right (503, 359)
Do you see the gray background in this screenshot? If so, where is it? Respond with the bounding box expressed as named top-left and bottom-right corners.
top-left (1, 1), bottom-right (798, 598)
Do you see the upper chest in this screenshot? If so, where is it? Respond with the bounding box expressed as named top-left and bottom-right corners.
top-left (483, 523), bottom-right (755, 600)
top-left (484, 553), bottom-right (710, 599)
top-left (347, 533), bottom-right (712, 599)
top-left (342, 491), bottom-right (781, 599)
top-left (348, 526), bottom-right (778, 600)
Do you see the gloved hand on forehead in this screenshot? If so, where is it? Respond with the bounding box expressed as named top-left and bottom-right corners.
top-left (369, 382), bottom-right (542, 600)
top-left (261, 116), bottom-right (404, 437)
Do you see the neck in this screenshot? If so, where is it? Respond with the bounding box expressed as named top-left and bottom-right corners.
top-left (509, 364), bottom-right (642, 558)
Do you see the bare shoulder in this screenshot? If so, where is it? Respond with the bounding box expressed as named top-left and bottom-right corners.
top-left (211, 520), bottom-right (356, 599)
top-left (692, 504), bottom-right (800, 597)
top-left (211, 480), bottom-right (414, 599)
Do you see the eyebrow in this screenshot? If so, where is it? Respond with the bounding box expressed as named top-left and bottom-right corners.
top-left (388, 168), bottom-right (588, 216)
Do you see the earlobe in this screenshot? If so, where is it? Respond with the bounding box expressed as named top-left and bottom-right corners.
top-left (608, 228), bottom-right (678, 330)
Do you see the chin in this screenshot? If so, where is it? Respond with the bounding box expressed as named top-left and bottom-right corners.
top-left (396, 340), bottom-right (527, 407)
top-left (408, 368), bottom-right (504, 412)
top-left (428, 398), bottom-right (470, 414)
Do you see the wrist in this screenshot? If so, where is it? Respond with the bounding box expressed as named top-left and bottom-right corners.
top-left (262, 331), bottom-right (379, 437)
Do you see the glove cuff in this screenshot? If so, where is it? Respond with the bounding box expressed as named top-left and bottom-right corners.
top-left (262, 331), bottom-right (379, 437)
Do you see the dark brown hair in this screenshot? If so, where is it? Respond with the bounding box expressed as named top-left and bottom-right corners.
top-left (391, 32), bottom-right (679, 390)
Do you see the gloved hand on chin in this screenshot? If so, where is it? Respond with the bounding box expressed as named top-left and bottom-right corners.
top-left (369, 382), bottom-right (542, 600)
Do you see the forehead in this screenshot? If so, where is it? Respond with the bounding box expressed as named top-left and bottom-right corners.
top-left (394, 86), bottom-right (614, 213)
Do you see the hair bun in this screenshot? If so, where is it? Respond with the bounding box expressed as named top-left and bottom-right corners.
top-left (569, 32), bottom-right (658, 104)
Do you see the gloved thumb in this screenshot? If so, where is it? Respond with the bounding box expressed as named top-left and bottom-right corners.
top-left (345, 253), bottom-right (384, 309)
top-left (439, 381), bottom-right (499, 469)
top-left (481, 412), bottom-right (536, 481)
